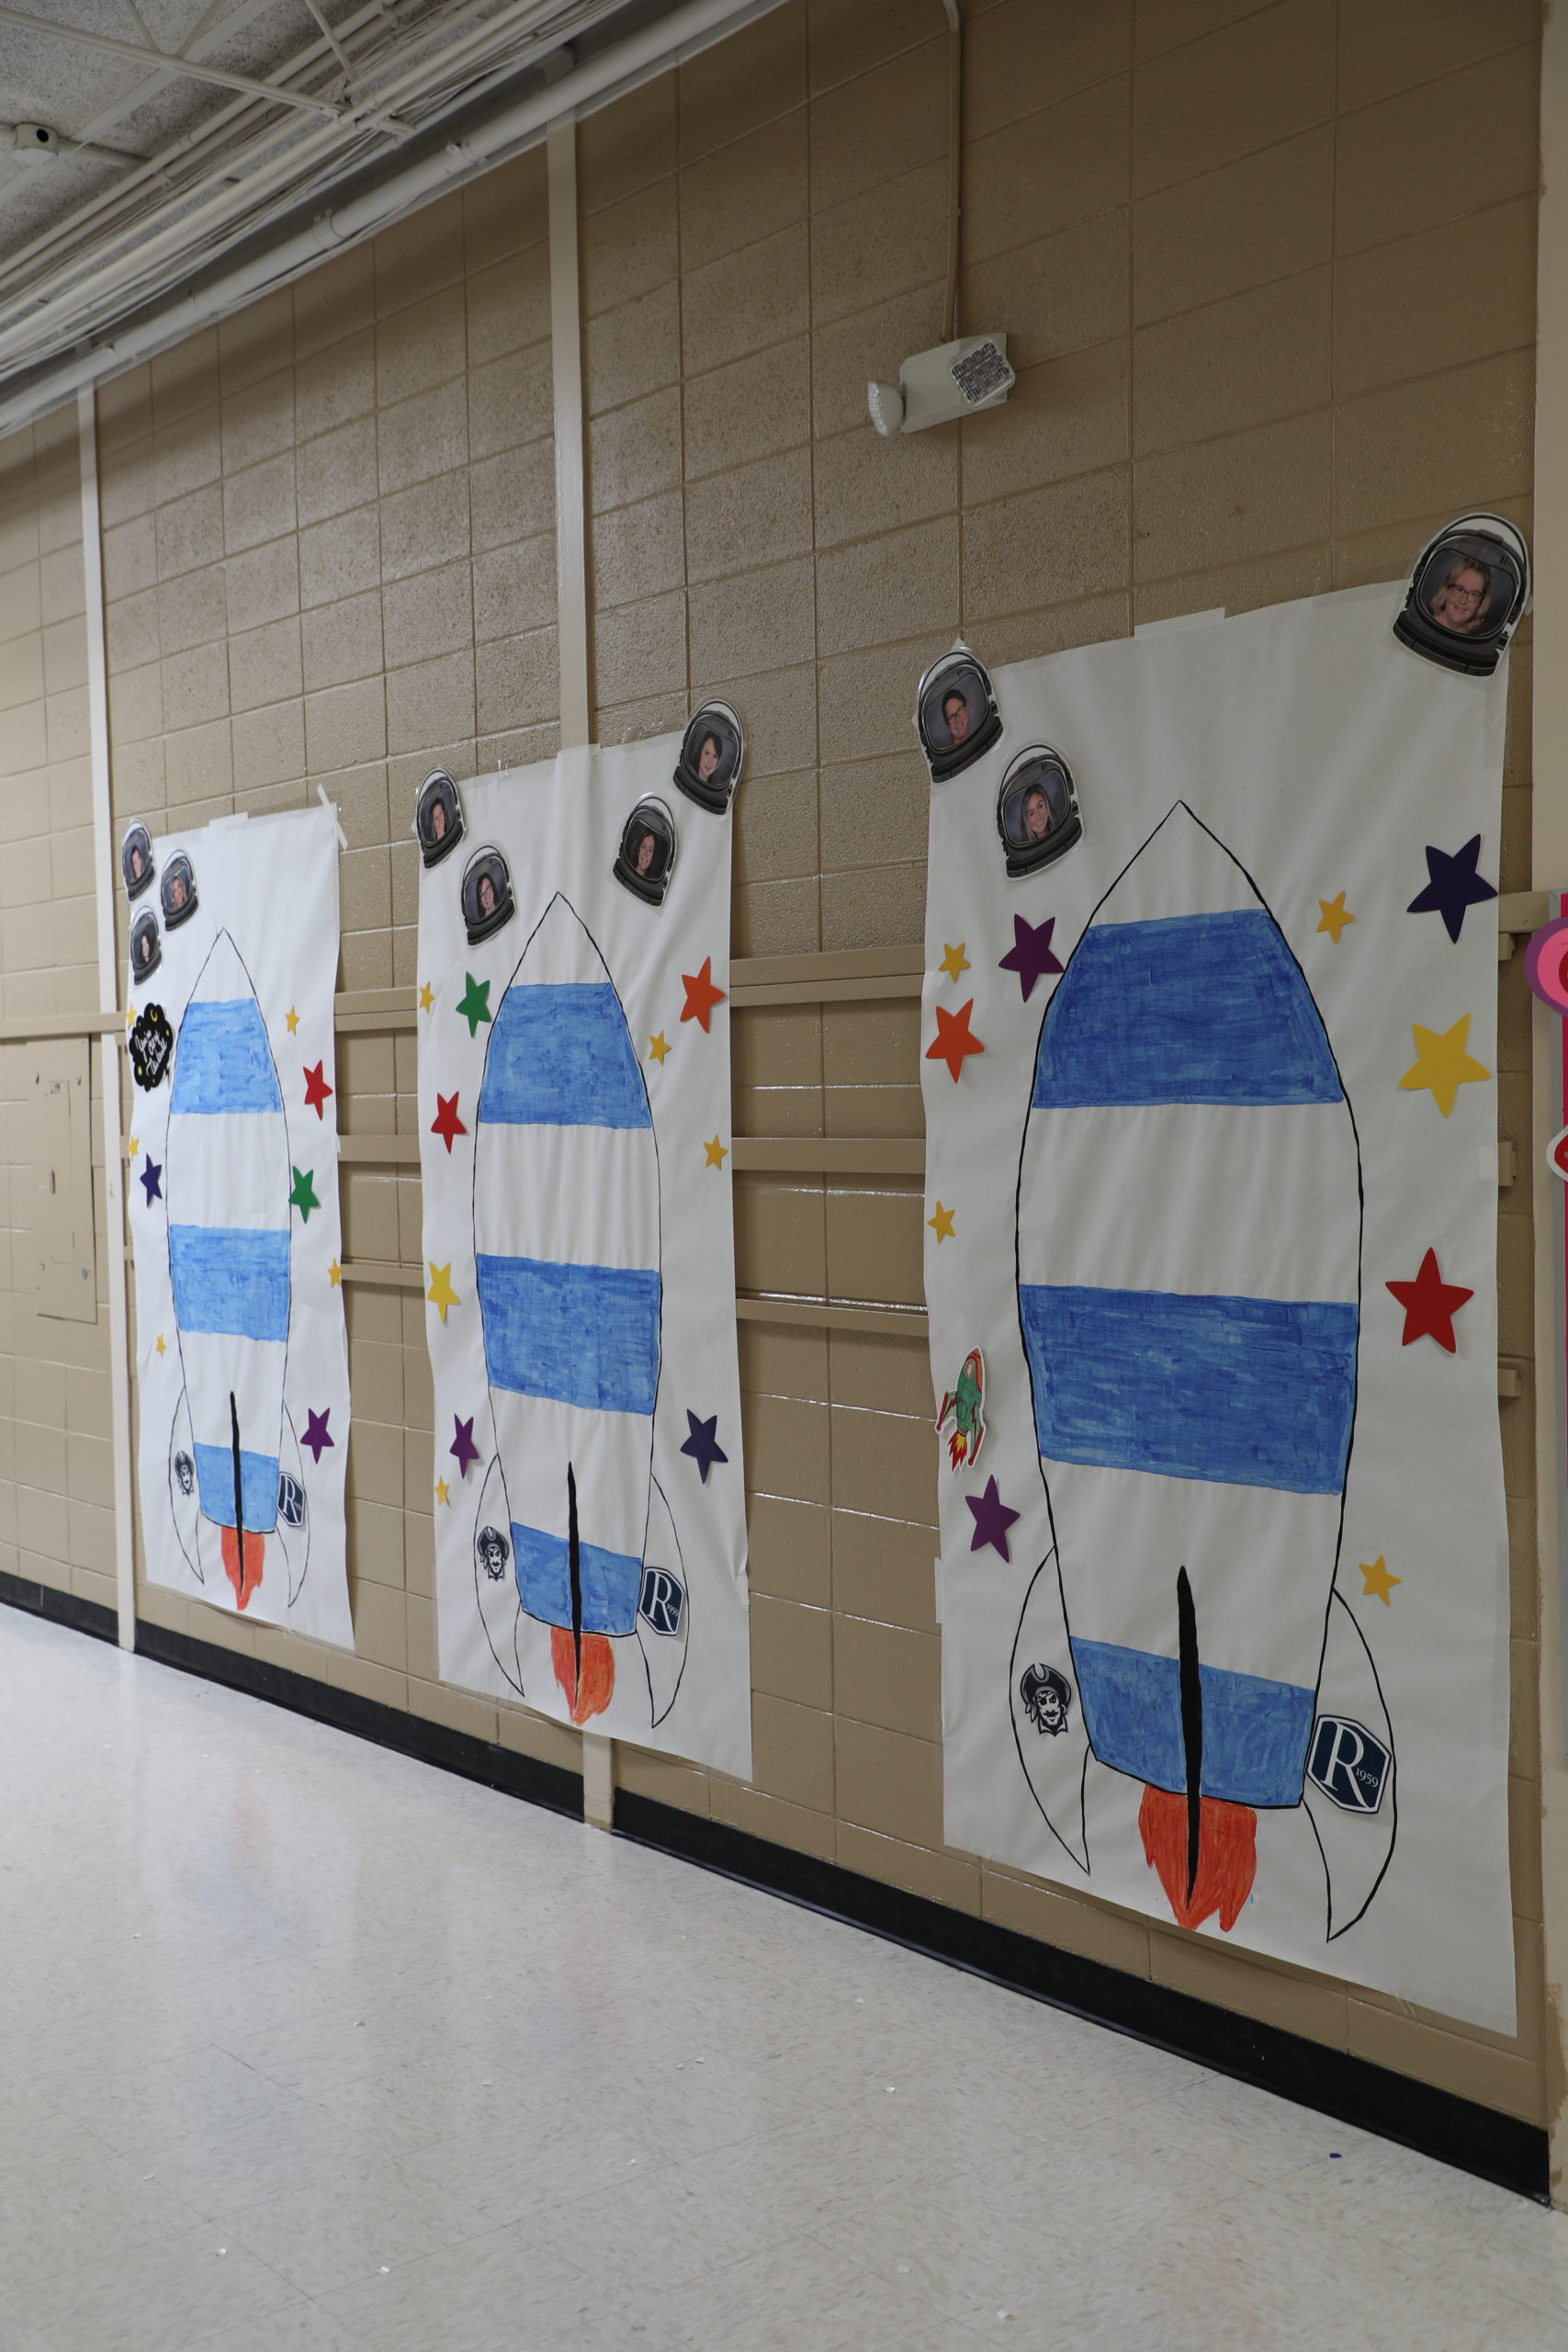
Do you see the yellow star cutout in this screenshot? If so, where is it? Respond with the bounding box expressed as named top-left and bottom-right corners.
top-left (419, 982), bottom-right (434, 1013)
top-left (426, 1261), bottom-right (460, 1321)
top-left (1359, 1555), bottom-right (1400, 1606)
top-left (285, 1006), bottom-right (299, 1035)
top-left (434, 1477), bottom-right (450, 1507)
top-left (939, 943), bottom-right (970, 983)
top-left (1398, 1015), bottom-right (1490, 1119)
top-left (1316, 893), bottom-right (1352, 944)
top-left (649, 1032), bottom-right (671, 1065)
top-left (127, 1137), bottom-right (138, 1159)
top-left (155, 1334), bottom-right (165, 1356)
top-left (328, 1260), bottom-right (342, 1288)
top-left (704, 1136), bottom-right (728, 1169)
top-left (928, 1201), bottom-right (955, 1242)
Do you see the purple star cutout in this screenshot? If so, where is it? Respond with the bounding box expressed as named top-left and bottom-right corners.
top-left (998, 913), bottom-right (1065, 1001)
top-left (680, 1409), bottom-right (728, 1485)
top-left (1407, 834), bottom-right (1497, 944)
top-left (139, 1154), bottom-right (163, 1206)
top-left (450, 1416), bottom-right (480, 1477)
top-left (300, 1408), bottom-right (333, 1464)
top-left (965, 1474), bottom-right (1020, 1561)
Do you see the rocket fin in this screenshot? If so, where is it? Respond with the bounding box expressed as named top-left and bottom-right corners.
top-left (168, 1391), bottom-right (203, 1584)
top-left (473, 1454), bottom-right (525, 1697)
top-left (275, 1408), bottom-right (310, 1607)
top-left (635, 1475), bottom-right (689, 1727)
top-left (1303, 1590), bottom-right (1397, 1939)
top-left (1009, 1553), bottom-right (1090, 1871)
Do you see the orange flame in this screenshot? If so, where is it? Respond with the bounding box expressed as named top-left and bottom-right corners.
top-left (551, 1626), bottom-right (615, 1724)
top-left (220, 1525), bottom-right (265, 1610)
top-left (1138, 1783), bottom-right (1257, 1932)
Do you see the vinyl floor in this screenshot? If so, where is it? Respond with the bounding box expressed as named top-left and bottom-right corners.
top-left (0, 1608), bottom-right (1563, 2352)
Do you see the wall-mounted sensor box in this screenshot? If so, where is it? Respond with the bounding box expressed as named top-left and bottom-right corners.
top-left (868, 333), bottom-right (1014, 436)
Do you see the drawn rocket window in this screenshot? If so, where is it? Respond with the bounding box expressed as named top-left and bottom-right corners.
top-left (1393, 513), bottom-right (1529, 678)
top-left (415, 768), bottom-right (466, 868)
top-left (673, 701), bottom-right (743, 815)
top-left (460, 844), bottom-right (515, 945)
top-left (613, 796), bottom-right (678, 908)
top-left (997, 746), bottom-right (1082, 877)
top-left (130, 908), bottom-right (162, 981)
top-left (121, 821), bottom-right (154, 901)
top-left (160, 852), bottom-right (199, 930)
top-left (917, 650), bottom-right (1000, 781)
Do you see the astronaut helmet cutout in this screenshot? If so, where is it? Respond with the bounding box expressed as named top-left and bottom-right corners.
top-left (130, 907), bottom-right (162, 983)
top-left (1393, 513), bottom-right (1530, 678)
top-left (160, 851), bottom-right (199, 930)
top-left (673, 701), bottom-right (744, 815)
top-left (415, 767), bottom-right (466, 868)
top-left (460, 843), bottom-right (515, 946)
top-left (916, 643), bottom-right (1001, 781)
top-left (996, 745), bottom-right (1083, 878)
top-left (120, 820), bottom-right (154, 901)
top-left (613, 795), bottom-right (679, 908)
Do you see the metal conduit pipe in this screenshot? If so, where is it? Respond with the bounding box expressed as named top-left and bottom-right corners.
top-left (0, 0), bottom-right (780, 446)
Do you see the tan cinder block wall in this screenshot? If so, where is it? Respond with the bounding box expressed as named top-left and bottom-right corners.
top-left (0, 0), bottom-right (1545, 2120)
top-left (0, 410), bottom-right (118, 1625)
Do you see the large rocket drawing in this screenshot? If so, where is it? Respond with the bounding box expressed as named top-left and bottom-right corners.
top-left (165, 931), bottom-right (309, 1610)
top-left (470, 893), bottom-right (689, 1727)
top-left (1011, 804), bottom-right (1394, 1938)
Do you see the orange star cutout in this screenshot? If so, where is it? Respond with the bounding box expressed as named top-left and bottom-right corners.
top-left (680, 956), bottom-right (726, 1033)
top-left (926, 999), bottom-right (985, 1083)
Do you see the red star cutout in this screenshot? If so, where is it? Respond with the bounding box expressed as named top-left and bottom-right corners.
top-left (926, 998), bottom-right (985, 1083)
top-left (1385, 1247), bottom-right (1473, 1353)
top-left (302, 1061), bottom-right (333, 1119)
top-left (680, 956), bottom-right (726, 1034)
top-left (431, 1091), bottom-right (467, 1153)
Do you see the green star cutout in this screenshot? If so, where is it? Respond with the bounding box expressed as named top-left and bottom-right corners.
top-left (457, 970), bottom-right (492, 1037)
top-left (288, 1165), bottom-right (320, 1222)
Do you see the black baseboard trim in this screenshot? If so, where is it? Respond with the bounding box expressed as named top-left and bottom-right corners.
top-left (132, 1619), bottom-right (583, 1822)
top-left (0, 1568), bottom-right (118, 1646)
top-left (614, 1791), bottom-right (1551, 2206)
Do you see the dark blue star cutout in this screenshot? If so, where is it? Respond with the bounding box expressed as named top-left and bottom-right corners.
top-left (1406, 834), bottom-right (1497, 944)
top-left (680, 1409), bottom-right (728, 1485)
top-left (139, 1154), bottom-right (163, 1206)
top-left (998, 913), bottom-right (1065, 1001)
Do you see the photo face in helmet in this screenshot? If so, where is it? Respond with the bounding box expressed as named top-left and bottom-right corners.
top-left (415, 769), bottom-right (466, 867)
top-left (460, 845), bottom-right (514, 946)
top-left (121, 822), bottom-right (154, 901)
top-left (674, 704), bottom-right (743, 813)
top-left (997, 748), bottom-right (1082, 877)
top-left (613, 797), bottom-right (678, 907)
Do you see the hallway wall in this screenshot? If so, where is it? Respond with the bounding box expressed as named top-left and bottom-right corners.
top-left (0, 0), bottom-right (1546, 2126)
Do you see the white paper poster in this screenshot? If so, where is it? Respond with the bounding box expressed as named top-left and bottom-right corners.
top-left (124, 806), bottom-right (352, 1647)
top-left (920, 586), bottom-right (1516, 2030)
top-left (415, 740), bottom-right (751, 1778)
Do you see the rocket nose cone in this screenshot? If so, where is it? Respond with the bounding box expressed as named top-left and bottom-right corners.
top-left (1096, 803), bottom-right (1258, 929)
top-left (187, 928), bottom-right (252, 1004)
top-left (511, 892), bottom-right (609, 992)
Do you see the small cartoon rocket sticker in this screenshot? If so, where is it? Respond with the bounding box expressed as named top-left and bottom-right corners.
top-left (936, 1348), bottom-right (986, 1473)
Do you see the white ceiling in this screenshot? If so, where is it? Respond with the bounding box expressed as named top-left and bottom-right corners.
top-left (0, 0), bottom-right (673, 403)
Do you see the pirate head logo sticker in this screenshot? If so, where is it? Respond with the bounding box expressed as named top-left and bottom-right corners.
top-left (1020, 1661), bottom-right (1072, 1737)
top-left (477, 1524), bottom-right (510, 1583)
top-left (129, 1001), bottom-right (175, 1091)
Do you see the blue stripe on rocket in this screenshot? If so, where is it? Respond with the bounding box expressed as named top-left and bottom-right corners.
top-left (1017, 808), bottom-right (1359, 1809)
